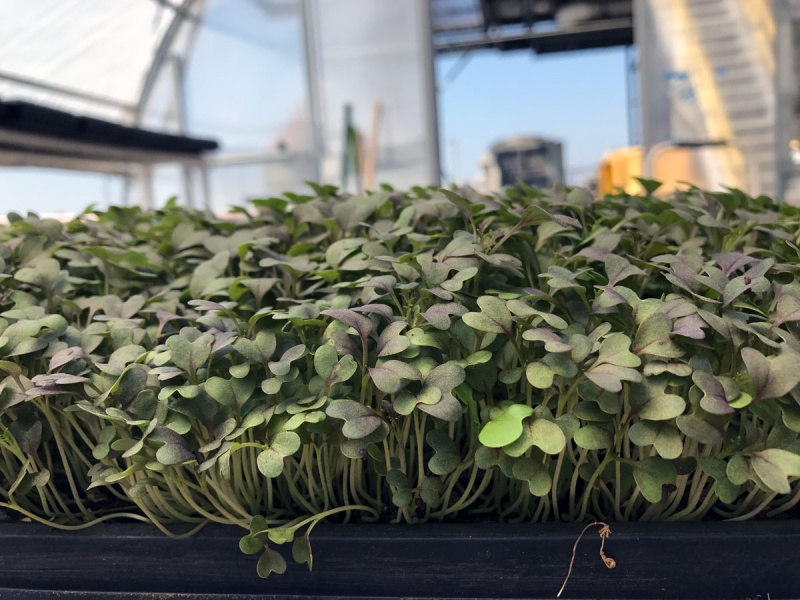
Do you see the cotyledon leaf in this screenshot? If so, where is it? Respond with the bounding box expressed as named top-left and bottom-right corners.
top-left (479, 404), bottom-right (533, 448)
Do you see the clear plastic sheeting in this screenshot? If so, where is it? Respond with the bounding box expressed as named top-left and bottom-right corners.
top-left (170, 0), bottom-right (318, 206)
top-left (173, 0), bottom-right (310, 152)
top-left (0, 0), bottom-right (440, 213)
top-left (310, 0), bottom-right (439, 191)
top-left (0, 0), bottom-right (174, 122)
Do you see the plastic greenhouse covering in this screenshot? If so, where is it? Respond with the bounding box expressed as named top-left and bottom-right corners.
top-left (0, 0), bottom-right (439, 214)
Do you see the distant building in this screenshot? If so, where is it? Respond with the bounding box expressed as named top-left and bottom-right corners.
top-left (472, 136), bottom-right (564, 192)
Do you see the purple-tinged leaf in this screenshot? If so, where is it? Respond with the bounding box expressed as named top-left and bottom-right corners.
top-left (540, 266), bottom-right (580, 292)
top-left (31, 373), bottom-right (89, 386)
top-left (211, 331), bottom-right (237, 355)
top-left (474, 251), bottom-right (524, 277)
top-left (325, 238), bottom-right (365, 268)
top-left (425, 362), bottom-right (466, 393)
top-left (352, 304), bottom-right (394, 321)
top-left (586, 363), bottom-right (642, 392)
top-left (428, 287), bottom-right (453, 301)
top-left (377, 321), bottom-right (410, 357)
top-left (462, 296), bottom-right (513, 335)
top-left (188, 300), bottom-right (230, 312)
top-left (49, 346), bottom-right (89, 372)
top-left (440, 266), bottom-right (479, 293)
top-left (422, 303), bottom-right (468, 330)
top-left (743, 257), bottom-right (774, 281)
top-left (697, 214), bottom-right (728, 229)
top-left (268, 345), bottom-right (308, 377)
top-left (355, 274), bottom-right (397, 292)
top-left (25, 387), bottom-right (67, 397)
top-left (418, 393), bottom-right (462, 422)
top-left (592, 285), bottom-right (629, 313)
top-left (655, 254), bottom-right (701, 293)
top-left (713, 252), bottom-right (758, 277)
top-left (643, 361), bottom-right (692, 377)
top-left (722, 276), bottom-right (749, 308)
top-left (369, 360), bottom-right (422, 394)
top-left (552, 213), bottom-right (582, 229)
top-left (694, 266), bottom-right (727, 294)
top-left (605, 255), bottom-right (645, 287)
top-left (321, 308), bottom-right (374, 340)
top-left (673, 314), bottom-right (706, 340)
top-left (575, 247), bottom-right (610, 262)
top-left (441, 232), bottom-right (480, 258)
top-left (697, 309), bottom-right (735, 340)
top-left (693, 371), bottom-right (736, 415)
top-left (596, 333), bottom-right (641, 367)
top-left (775, 294), bottom-right (800, 328)
top-left (638, 386), bottom-right (686, 420)
top-left (240, 278), bottom-right (279, 305)
top-left (742, 346), bottom-right (800, 401)
top-left (749, 449), bottom-right (800, 494)
top-left (326, 400), bottom-right (382, 439)
top-left (150, 366), bottom-right (184, 381)
top-left (419, 260), bottom-right (451, 286)
top-left (521, 328), bottom-right (573, 353)
top-left (155, 310), bottom-right (189, 339)
top-left (658, 298), bottom-right (697, 319)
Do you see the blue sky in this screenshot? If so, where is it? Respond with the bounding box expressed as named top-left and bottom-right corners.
top-left (437, 47), bottom-right (630, 184)
top-left (2, 45), bottom-right (630, 213)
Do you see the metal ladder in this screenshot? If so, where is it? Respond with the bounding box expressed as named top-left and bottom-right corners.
top-left (685, 0), bottom-right (776, 196)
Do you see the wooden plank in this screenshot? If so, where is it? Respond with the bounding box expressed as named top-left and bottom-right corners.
top-left (362, 101), bottom-right (383, 190)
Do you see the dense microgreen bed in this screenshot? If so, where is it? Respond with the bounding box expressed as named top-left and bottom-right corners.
top-left (2, 183), bottom-right (800, 576)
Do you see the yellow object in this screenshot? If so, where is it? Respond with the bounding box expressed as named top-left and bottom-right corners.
top-left (649, 144), bottom-right (745, 194)
top-left (597, 146), bottom-right (643, 196)
top-left (597, 143), bottom-right (747, 197)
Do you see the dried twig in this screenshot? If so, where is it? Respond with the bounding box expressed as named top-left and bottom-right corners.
top-left (556, 521), bottom-right (616, 598)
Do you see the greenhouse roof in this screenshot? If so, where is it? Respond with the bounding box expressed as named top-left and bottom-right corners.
top-left (0, 0), bottom-right (441, 210)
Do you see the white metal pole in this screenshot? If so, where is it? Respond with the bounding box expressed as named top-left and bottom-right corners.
top-left (171, 55), bottom-right (195, 209)
top-left (633, 0), bottom-right (653, 176)
top-left (420, 0), bottom-right (442, 186)
top-left (300, 0), bottom-right (325, 182)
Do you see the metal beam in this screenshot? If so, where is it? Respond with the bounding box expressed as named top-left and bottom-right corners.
top-left (421, 0), bottom-right (442, 185)
top-left (434, 17), bottom-right (633, 53)
top-left (0, 70), bottom-right (135, 113)
top-left (299, 0), bottom-right (324, 182)
top-left (774, 0), bottom-right (794, 199)
top-left (478, 0), bottom-right (494, 31)
top-left (0, 129), bottom-right (207, 166)
top-left (149, 0), bottom-right (200, 21)
top-left (170, 55), bottom-right (196, 208)
top-left (0, 150), bottom-right (131, 175)
top-left (136, 0), bottom-right (199, 124)
top-left (633, 0), bottom-right (653, 172)
top-left (211, 150), bottom-right (309, 167)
